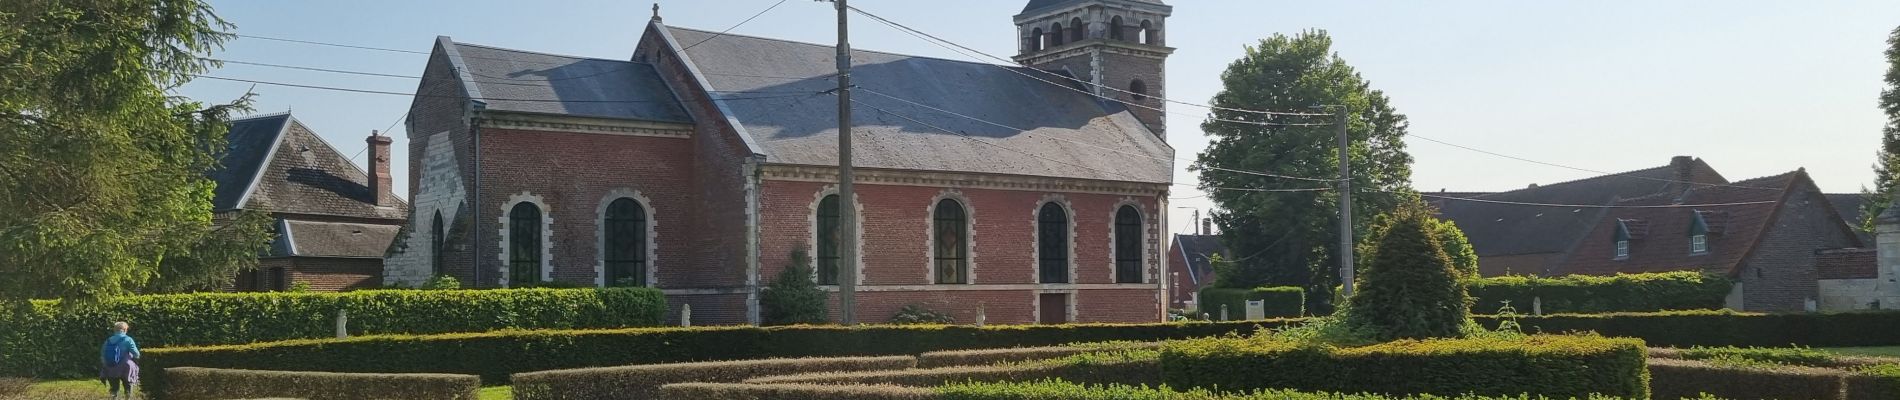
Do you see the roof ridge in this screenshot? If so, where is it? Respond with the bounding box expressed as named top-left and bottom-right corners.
top-left (1725, 169), bottom-right (1803, 186)
top-left (450, 40), bottom-right (640, 64)
top-left (664, 24), bottom-right (1050, 73)
top-left (230, 111), bottom-right (292, 122)
top-left (1474, 164), bottom-right (1673, 198)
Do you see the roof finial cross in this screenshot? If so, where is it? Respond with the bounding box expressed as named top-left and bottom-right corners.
top-left (651, 3), bottom-right (662, 22)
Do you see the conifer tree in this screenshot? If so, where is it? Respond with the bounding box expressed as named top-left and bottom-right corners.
top-left (1861, 26), bottom-right (1900, 232)
top-left (1346, 207), bottom-right (1470, 341)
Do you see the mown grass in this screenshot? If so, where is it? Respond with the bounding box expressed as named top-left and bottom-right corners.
top-left (1824, 346), bottom-right (1900, 358)
top-left (11, 379), bottom-right (512, 400)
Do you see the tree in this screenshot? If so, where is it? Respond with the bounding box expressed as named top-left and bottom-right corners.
top-left (1192, 30), bottom-right (1415, 312)
top-left (1863, 26), bottom-right (1900, 233)
top-left (1345, 206), bottom-right (1469, 341)
top-left (761, 249), bottom-right (829, 325)
top-left (0, 0), bottom-right (270, 302)
top-left (1357, 206), bottom-right (1479, 278)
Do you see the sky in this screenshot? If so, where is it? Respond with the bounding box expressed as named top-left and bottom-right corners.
top-left (178, 0), bottom-right (1900, 240)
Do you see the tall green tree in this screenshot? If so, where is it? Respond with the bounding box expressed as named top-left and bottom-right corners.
top-left (0, 0), bottom-right (270, 302)
top-left (1193, 30), bottom-right (1415, 312)
top-left (1863, 26), bottom-right (1900, 233)
top-left (1346, 205), bottom-right (1469, 341)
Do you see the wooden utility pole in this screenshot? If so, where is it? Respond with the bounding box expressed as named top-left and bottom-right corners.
top-left (1332, 106), bottom-right (1354, 298)
top-left (830, 0), bottom-right (859, 325)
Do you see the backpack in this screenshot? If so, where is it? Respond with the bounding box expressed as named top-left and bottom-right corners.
top-left (101, 336), bottom-right (128, 365)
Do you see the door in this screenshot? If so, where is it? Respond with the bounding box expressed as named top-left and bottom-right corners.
top-left (1039, 293), bottom-right (1070, 324)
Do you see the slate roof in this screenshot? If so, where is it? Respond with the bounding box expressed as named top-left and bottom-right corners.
top-left (443, 39), bottom-right (691, 123)
top-left (1021, 0), bottom-right (1165, 14)
top-left (1172, 234), bottom-right (1227, 287)
top-left (268, 219), bottom-right (403, 258)
top-left (1433, 157), bottom-right (1726, 260)
top-left (1559, 171), bottom-right (1801, 277)
top-left (1827, 193), bottom-right (1866, 224)
top-left (664, 25), bottom-right (1173, 184)
top-left (210, 113), bottom-right (407, 221)
top-left (1816, 248), bottom-right (1878, 280)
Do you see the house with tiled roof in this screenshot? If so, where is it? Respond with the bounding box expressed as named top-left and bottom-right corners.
top-left (385, 1), bottom-right (1178, 325)
top-left (1166, 232), bottom-right (1227, 310)
top-left (211, 112), bottom-right (408, 291)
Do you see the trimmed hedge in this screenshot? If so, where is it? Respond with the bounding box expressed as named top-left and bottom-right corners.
top-left (510, 356), bottom-right (916, 400)
top-left (1849, 364), bottom-right (1900, 400)
top-left (1648, 358), bottom-right (1844, 400)
top-left (747, 353), bottom-right (1160, 387)
top-left (161, 367), bottom-right (479, 400)
top-left (663, 380), bottom-right (1655, 400)
top-left (139, 321), bottom-right (1273, 397)
top-left (916, 342), bottom-right (1162, 368)
top-left (1198, 286), bottom-right (1304, 319)
top-left (1466, 271), bottom-right (1730, 314)
top-left (1478, 310), bottom-right (1900, 347)
top-left (660, 383), bottom-right (938, 400)
top-left (0, 287), bottom-right (665, 378)
top-left (1160, 334), bottom-right (1648, 398)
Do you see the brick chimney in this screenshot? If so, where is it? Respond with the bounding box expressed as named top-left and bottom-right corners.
top-left (367, 130), bottom-right (393, 206)
top-left (1671, 156), bottom-right (1695, 183)
top-left (1201, 218), bottom-right (1213, 236)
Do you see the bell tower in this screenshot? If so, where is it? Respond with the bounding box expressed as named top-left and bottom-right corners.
top-left (1013, 0), bottom-right (1173, 139)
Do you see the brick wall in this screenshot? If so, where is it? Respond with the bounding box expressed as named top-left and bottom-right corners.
top-left (286, 258), bottom-right (384, 291)
top-left (1740, 188), bottom-right (1858, 311)
top-left (387, 42), bottom-right (480, 287)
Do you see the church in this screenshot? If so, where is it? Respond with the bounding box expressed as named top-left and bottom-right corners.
top-left (384, 0), bottom-right (1178, 325)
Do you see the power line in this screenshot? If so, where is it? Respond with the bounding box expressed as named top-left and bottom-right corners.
top-left (680, 0), bottom-right (789, 52)
top-left (192, 74), bottom-right (818, 103)
top-left (1418, 193), bottom-right (1777, 209)
top-left (234, 33), bottom-right (428, 55)
top-left (846, 5), bottom-right (1331, 119)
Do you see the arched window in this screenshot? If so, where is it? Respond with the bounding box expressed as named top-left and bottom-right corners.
top-left (1138, 20), bottom-right (1154, 44)
top-left (1037, 202), bottom-right (1070, 284)
top-left (604, 198), bottom-right (648, 286)
top-left (1027, 28), bottom-right (1044, 52)
top-left (1050, 23), bottom-right (1065, 47)
top-left (1114, 206), bottom-right (1142, 284)
top-left (508, 202), bottom-right (543, 285)
top-left (1109, 16), bottom-right (1125, 40)
top-left (1070, 17), bottom-right (1084, 41)
top-left (933, 199), bottom-right (969, 284)
top-left (1130, 80), bottom-right (1148, 102)
top-left (816, 194), bottom-right (841, 285)
top-left (430, 211), bottom-right (445, 277)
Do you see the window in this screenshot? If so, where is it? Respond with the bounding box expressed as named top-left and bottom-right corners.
top-left (1070, 17), bottom-right (1084, 41)
top-left (604, 198), bottom-right (648, 286)
top-left (1130, 80), bottom-right (1148, 102)
top-left (933, 199), bottom-right (968, 284)
top-left (1689, 210), bottom-right (1712, 255)
top-left (1109, 16), bottom-right (1124, 40)
top-left (1050, 23), bottom-right (1065, 47)
top-left (1027, 28), bottom-right (1044, 52)
top-left (1114, 206), bottom-right (1143, 284)
top-left (508, 202), bottom-right (543, 285)
top-left (430, 211), bottom-right (444, 276)
top-left (1690, 234), bottom-right (1708, 254)
top-left (1615, 240), bottom-right (1630, 260)
top-left (1138, 20), bottom-right (1154, 44)
top-left (1037, 202), bottom-right (1070, 284)
top-left (817, 194), bottom-right (841, 285)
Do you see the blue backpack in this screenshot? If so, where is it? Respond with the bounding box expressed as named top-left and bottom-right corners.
top-left (101, 336), bottom-right (129, 365)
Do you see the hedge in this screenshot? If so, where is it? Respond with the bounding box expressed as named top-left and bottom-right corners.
top-left (511, 355), bottom-right (915, 400)
top-left (916, 342), bottom-right (1161, 368)
top-left (1466, 271), bottom-right (1730, 314)
top-left (1478, 310), bottom-right (1900, 347)
top-left (1159, 334), bottom-right (1648, 399)
top-left (1849, 364), bottom-right (1900, 400)
top-left (160, 367), bottom-right (479, 400)
top-left (0, 287), bottom-right (665, 378)
top-left (747, 351), bottom-right (1160, 387)
top-left (1198, 286), bottom-right (1304, 319)
top-left (138, 321), bottom-right (1274, 398)
top-left (663, 380), bottom-right (1658, 400)
top-left (660, 383), bottom-right (938, 400)
top-left (1647, 358), bottom-right (1845, 400)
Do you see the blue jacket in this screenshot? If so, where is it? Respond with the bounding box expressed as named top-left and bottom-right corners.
top-left (100, 333), bottom-right (138, 365)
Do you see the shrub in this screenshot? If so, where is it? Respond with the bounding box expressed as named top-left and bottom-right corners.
top-left (1198, 286), bottom-right (1304, 320)
top-left (938, 380), bottom-right (1656, 400)
top-left (746, 356), bottom-right (1159, 387)
top-left (1473, 309), bottom-right (1900, 347)
top-left (916, 342), bottom-right (1161, 368)
top-left (1466, 271), bottom-right (1732, 314)
top-left (891, 304), bottom-right (956, 325)
top-left (1346, 207), bottom-right (1469, 341)
top-left (160, 367), bottom-right (479, 400)
top-left (1676, 346), bottom-right (1839, 367)
top-left (1648, 358), bottom-right (1844, 400)
top-left (1850, 364), bottom-right (1900, 400)
top-left (512, 356), bottom-right (916, 400)
top-left (0, 287), bottom-right (665, 378)
top-left (138, 320), bottom-right (1273, 395)
top-left (762, 249), bottom-right (829, 325)
top-left (660, 383), bottom-right (938, 400)
top-left (1160, 334), bottom-right (1648, 398)
top-left (422, 275), bottom-right (462, 290)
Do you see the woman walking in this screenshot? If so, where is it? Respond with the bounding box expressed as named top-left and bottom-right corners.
top-left (99, 321), bottom-right (140, 400)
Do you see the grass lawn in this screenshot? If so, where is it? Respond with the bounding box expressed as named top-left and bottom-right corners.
top-left (1824, 346), bottom-right (1900, 357)
top-left (480, 386), bottom-right (512, 400)
top-left (21, 379), bottom-right (512, 399)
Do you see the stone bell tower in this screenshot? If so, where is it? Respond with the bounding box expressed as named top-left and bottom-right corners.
top-left (1013, 0), bottom-right (1173, 139)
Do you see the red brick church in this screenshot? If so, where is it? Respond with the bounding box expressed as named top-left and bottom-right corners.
top-left (385, 0), bottom-right (1178, 325)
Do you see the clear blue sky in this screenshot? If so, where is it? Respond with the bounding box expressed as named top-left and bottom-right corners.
top-left (178, 1), bottom-right (1900, 239)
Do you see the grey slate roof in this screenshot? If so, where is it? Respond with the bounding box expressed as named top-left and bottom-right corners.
top-left (666, 26), bottom-right (1173, 184)
top-left (1173, 234), bottom-right (1227, 286)
top-left (269, 219), bottom-right (402, 258)
top-left (1433, 157), bottom-right (1725, 258)
top-left (1022, 0), bottom-right (1165, 14)
top-left (445, 40), bottom-right (691, 123)
top-left (210, 113), bottom-right (291, 210)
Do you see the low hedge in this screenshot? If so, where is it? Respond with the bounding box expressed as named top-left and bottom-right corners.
top-left (511, 356), bottom-right (916, 400)
top-left (1648, 358), bottom-right (1844, 400)
top-left (1159, 334), bottom-right (1648, 398)
top-left (916, 342), bottom-right (1161, 368)
top-left (660, 383), bottom-right (937, 400)
top-left (0, 287), bottom-right (665, 377)
top-left (139, 321), bottom-right (1272, 397)
top-left (663, 380), bottom-right (1656, 400)
top-left (1466, 271), bottom-right (1730, 314)
top-left (747, 354), bottom-right (1159, 387)
top-left (1480, 310), bottom-right (1900, 347)
top-left (160, 367), bottom-right (479, 400)
top-left (1849, 364), bottom-right (1900, 400)
top-left (1198, 286), bottom-right (1304, 319)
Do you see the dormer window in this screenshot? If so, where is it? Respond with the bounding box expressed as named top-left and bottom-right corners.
top-left (1613, 218), bottom-right (1642, 260)
top-left (1690, 234), bottom-right (1708, 254)
top-left (1689, 210), bottom-right (1718, 255)
top-left (1616, 240), bottom-right (1630, 260)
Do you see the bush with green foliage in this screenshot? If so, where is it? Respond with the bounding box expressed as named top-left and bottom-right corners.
top-left (1358, 210), bottom-right (1479, 278)
top-left (1199, 286), bottom-right (1305, 320)
top-left (890, 304), bottom-right (956, 325)
top-left (161, 367), bottom-right (480, 400)
top-left (916, 342), bottom-right (1161, 368)
top-left (1471, 309), bottom-right (1900, 348)
top-left (763, 249), bottom-right (829, 325)
top-left (661, 383), bottom-right (938, 400)
top-left (1160, 334), bottom-right (1648, 398)
top-left (137, 320), bottom-right (1274, 395)
top-left (511, 356), bottom-right (916, 400)
top-left (662, 380), bottom-right (1670, 400)
top-left (748, 348), bottom-right (1160, 387)
top-left (1852, 363), bottom-right (1900, 400)
top-left (1346, 207), bottom-right (1470, 341)
top-left (422, 275), bottom-right (462, 290)
top-left (0, 288), bottom-right (664, 377)
top-left (1647, 358), bottom-right (1845, 400)
top-left (1466, 271), bottom-right (1731, 314)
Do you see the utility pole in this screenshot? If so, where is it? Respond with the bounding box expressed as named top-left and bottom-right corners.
top-left (1332, 105), bottom-right (1354, 298)
top-left (830, 0), bottom-right (859, 325)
